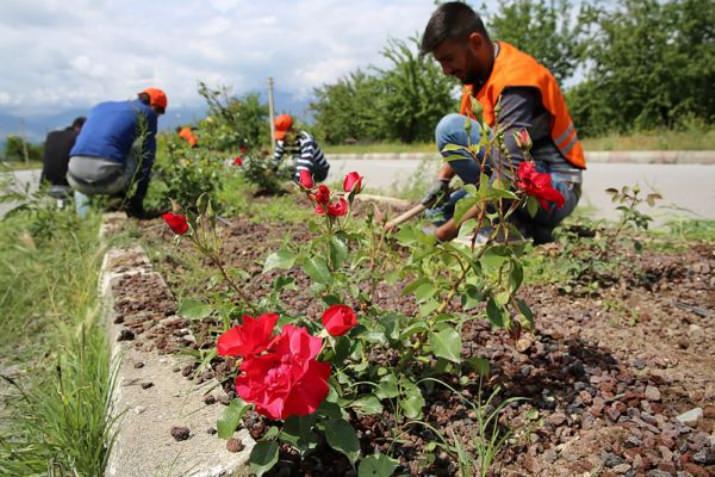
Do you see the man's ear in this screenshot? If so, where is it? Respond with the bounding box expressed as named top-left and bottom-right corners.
top-left (467, 32), bottom-right (483, 53)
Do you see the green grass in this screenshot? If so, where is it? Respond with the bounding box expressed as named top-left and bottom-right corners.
top-left (322, 127), bottom-right (715, 154)
top-left (0, 160), bottom-right (43, 171)
top-left (580, 127), bottom-right (715, 151)
top-left (0, 206), bottom-right (114, 476)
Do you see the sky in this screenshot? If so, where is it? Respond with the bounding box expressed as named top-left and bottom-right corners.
top-left (0, 0), bottom-right (483, 120)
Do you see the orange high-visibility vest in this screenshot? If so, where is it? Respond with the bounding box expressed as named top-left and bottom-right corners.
top-left (178, 127), bottom-right (198, 147)
top-left (460, 41), bottom-right (586, 169)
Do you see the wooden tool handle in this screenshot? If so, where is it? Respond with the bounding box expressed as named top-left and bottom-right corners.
top-left (384, 204), bottom-right (426, 231)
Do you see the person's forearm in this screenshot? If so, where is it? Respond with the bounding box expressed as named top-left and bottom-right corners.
top-left (437, 163), bottom-right (455, 181)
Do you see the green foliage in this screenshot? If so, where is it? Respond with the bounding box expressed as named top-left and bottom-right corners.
top-left (311, 37), bottom-right (456, 144)
top-left (196, 82), bottom-right (270, 151)
top-left (569, 0), bottom-right (715, 136)
top-left (148, 141), bottom-right (225, 214)
top-left (377, 37), bottom-right (457, 143)
top-left (239, 150), bottom-right (292, 194)
top-left (311, 70), bottom-right (386, 144)
top-left (0, 208), bottom-right (113, 476)
top-left (488, 0), bottom-right (585, 84)
top-left (2, 135), bottom-right (43, 162)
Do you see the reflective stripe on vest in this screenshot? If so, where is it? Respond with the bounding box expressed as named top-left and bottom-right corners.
top-left (459, 42), bottom-right (586, 169)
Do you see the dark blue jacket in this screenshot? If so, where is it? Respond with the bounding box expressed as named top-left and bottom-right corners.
top-left (70, 99), bottom-right (158, 209)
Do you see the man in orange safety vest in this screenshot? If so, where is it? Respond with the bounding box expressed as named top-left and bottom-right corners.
top-left (419, 2), bottom-right (585, 244)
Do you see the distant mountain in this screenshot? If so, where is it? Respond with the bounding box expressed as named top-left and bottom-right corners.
top-left (0, 89), bottom-right (312, 145)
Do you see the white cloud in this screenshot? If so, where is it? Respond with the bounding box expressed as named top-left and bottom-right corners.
top-left (0, 0), bottom-right (497, 117)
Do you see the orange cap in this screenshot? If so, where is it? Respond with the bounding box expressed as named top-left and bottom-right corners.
top-left (274, 114), bottom-right (293, 140)
top-left (141, 87), bottom-right (168, 113)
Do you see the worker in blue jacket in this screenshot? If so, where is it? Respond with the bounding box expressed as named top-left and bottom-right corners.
top-left (67, 87), bottom-right (167, 217)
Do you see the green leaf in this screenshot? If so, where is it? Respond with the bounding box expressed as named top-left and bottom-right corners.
top-left (329, 235), bottom-right (349, 269)
top-left (263, 248), bottom-right (297, 273)
top-left (249, 440), bottom-right (279, 477)
top-left (217, 398), bottom-right (250, 439)
top-left (466, 357), bottom-right (491, 377)
top-left (350, 395), bottom-right (383, 415)
top-left (177, 298), bottom-right (213, 320)
top-left (358, 453), bottom-right (400, 477)
top-left (325, 419), bottom-right (361, 463)
top-left (303, 256), bottom-right (332, 285)
top-left (486, 297), bottom-right (505, 327)
top-left (453, 194), bottom-right (479, 222)
top-left (414, 282), bottom-right (437, 302)
top-left (281, 415), bottom-right (318, 453)
top-left (509, 261), bottom-right (524, 293)
top-left (516, 298), bottom-right (535, 328)
top-left (402, 277), bottom-right (430, 296)
top-left (429, 326), bottom-right (462, 363)
top-left (375, 373), bottom-right (399, 399)
top-left (526, 195), bottom-right (540, 217)
top-left (399, 384), bottom-right (425, 420)
top-left (495, 291), bottom-right (511, 306)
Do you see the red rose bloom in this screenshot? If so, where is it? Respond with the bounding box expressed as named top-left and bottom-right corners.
top-left (299, 170), bottom-right (314, 189)
top-left (217, 313), bottom-right (279, 358)
top-left (313, 184), bottom-right (330, 205)
top-left (162, 212), bottom-right (189, 235)
top-left (321, 304), bottom-right (358, 336)
top-left (342, 171), bottom-right (363, 194)
top-left (516, 161), bottom-right (565, 210)
top-left (233, 156), bottom-right (243, 166)
top-left (315, 198), bottom-right (349, 217)
top-left (235, 325), bottom-right (330, 420)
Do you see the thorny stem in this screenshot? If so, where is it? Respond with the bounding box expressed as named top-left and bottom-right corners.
top-left (208, 252), bottom-right (257, 313)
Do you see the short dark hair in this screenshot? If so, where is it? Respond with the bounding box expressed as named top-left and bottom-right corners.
top-left (71, 116), bottom-right (86, 129)
top-left (420, 2), bottom-right (490, 54)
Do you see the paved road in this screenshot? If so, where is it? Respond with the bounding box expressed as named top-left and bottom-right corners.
top-left (4, 162), bottom-right (714, 226)
top-left (328, 159), bottom-right (715, 225)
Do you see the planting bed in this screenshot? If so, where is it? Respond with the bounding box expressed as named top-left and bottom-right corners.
top-left (121, 199), bottom-right (715, 477)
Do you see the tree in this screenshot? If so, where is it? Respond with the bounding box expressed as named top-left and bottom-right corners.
top-left (197, 82), bottom-right (270, 151)
top-left (2, 135), bottom-right (42, 162)
top-left (571, 0), bottom-right (715, 133)
top-left (378, 37), bottom-right (457, 143)
top-left (486, 0), bottom-right (585, 85)
top-left (310, 70), bottom-right (385, 144)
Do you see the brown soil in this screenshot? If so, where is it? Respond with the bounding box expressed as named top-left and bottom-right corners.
top-left (128, 202), bottom-right (715, 477)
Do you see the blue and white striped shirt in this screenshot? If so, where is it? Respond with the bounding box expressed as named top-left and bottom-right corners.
top-left (273, 131), bottom-right (330, 182)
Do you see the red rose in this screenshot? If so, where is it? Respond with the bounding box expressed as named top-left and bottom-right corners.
top-left (239, 145), bottom-right (249, 154)
top-left (235, 325), bottom-right (330, 420)
top-left (299, 170), bottom-right (314, 189)
top-left (233, 156), bottom-right (243, 166)
top-left (316, 198), bottom-right (349, 217)
top-left (342, 171), bottom-right (363, 194)
top-left (312, 184), bottom-right (330, 205)
top-left (516, 162), bottom-right (565, 210)
top-left (321, 304), bottom-right (358, 336)
top-left (513, 129), bottom-right (532, 151)
top-left (217, 313), bottom-right (279, 359)
top-left (162, 212), bottom-right (189, 235)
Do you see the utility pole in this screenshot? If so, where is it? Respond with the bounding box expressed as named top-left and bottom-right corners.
top-left (20, 119), bottom-right (29, 163)
top-left (267, 77), bottom-right (276, 145)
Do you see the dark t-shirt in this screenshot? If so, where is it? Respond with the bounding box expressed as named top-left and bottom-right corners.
top-left (41, 127), bottom-right (78, 186)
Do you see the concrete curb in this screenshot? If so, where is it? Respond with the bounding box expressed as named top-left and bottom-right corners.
top-left (99, 213), bottom-right (253, 477)
top-left (326, 150), bottom-right (715, 165)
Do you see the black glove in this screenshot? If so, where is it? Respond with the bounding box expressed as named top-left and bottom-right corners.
top-left (421, 178), bottom-right (450, 207)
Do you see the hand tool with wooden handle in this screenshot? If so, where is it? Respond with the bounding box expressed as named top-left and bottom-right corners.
top-left (384, 204), bottom-right (426, 232)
